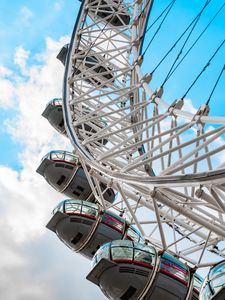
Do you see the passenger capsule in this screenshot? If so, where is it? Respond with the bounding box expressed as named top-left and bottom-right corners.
top-left (88, 0), bottom-right (130, 27)
top-left (42, 98), bottom-right (66, 135)
top-left (87, 240), bottom-right (202, 300)
top-left (74, 106), bottom-right (108, 145)
top-left (42, 99), bottom-right (107, 145)
top-left (47, 199), bottom-right (143, 259)
top-left (57, 43), bottom-right (69, 65)
top-left (57, 44), bottom-right (114, 87)
top-left (73, 49), bottom-right (114, 87)
top-left (36, 150), bottom-right (115, 203)
top-left (200, 260), bottom-right (225, 300)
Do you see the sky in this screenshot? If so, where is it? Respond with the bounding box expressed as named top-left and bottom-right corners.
top-left (141, 0), bottom-right (225, 115)
top-left (0, 0), bottom-right (224, 299)
top-left (0, 1), bottom-right (104, 299)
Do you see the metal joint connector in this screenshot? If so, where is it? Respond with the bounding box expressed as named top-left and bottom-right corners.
top-left (150, 86), bottom-right (163, 103)
top-left (132, 38), bottom-right (141, 47)
top-left (195, 187), bottom-right (203, 198)
top-left (134, 55), bottom-right (143, 66)
top-left (168, 98), bottom-right (184, 115)
top-left (107, 179), bottom-right (113, 188)
top-left (141, 73), bottom-right (152, 84)
top-left (150, 188), bottom-right (156, 197)
top-left (192, 104), bottom-right (210, 123)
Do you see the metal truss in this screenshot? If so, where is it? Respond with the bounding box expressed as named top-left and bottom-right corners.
top-left (63, 0), bottom-right (225, 268)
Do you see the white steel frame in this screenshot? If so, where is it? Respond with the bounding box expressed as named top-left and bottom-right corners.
top-left (62, 0), bottom-right (225, 268)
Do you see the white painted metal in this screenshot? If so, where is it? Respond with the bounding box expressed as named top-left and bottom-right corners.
top-left (62, 0), bottom-right (225, 267)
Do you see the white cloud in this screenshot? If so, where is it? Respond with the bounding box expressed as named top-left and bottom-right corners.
top-left (1, 37), bottom-right (104, 299)
top-left (0, 65), bottom-right (12, 77)
top-left (2, 37), bottom-right (72, 242)
top-left (0, 78), bottom-right (16, 107)
top-left (14, 46), bottom-right (30, 75)
top-left (182, 98), bottom-right (197, 114)
top-left (0, 65), bottom-right (15, 107)
top-left (19, 6), bottom-right (34, 24)
top-left (54, 2), bottom-right (62, 11)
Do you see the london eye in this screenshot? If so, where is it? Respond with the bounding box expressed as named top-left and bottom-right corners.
top-left (37, 0), bottom-right (225, 299)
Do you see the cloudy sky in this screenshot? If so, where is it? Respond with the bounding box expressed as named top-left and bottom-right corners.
top-left (0, 1), bottom-right (103, 299)
top-left (0, 0), bottom-right (224, 299)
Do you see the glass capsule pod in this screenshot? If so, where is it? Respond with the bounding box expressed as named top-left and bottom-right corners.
top-left (73, 106), bottom-right (108, 146)
top-left (87, 0), bottom-right (130, 27)
top-left (87, 240), bottom-right (203, 300)
top-left (42, 98), bottom-right (107, 145)
top-left (56, 43), bottom-right (69, 65)
top-left (200, 260), bottom-right (225, 300)
top-left (47, 199), bottom-right (143, 259)
top-left (42, 98), bottom-right (66, 135)
top-left (36, 150), bottom-right (115, 203)
top-left (72, 48), bottom-right (115, 87)
top-left (57, 44), bottom-right (114, 87)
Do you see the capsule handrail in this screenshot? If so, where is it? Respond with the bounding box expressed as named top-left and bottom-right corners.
top-left (41, 150), bottom-right (80, 165)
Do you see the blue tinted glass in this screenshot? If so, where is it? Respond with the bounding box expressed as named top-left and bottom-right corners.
top-left (201, 284), bottom-right (212, 300)
top-left (210, 273), bottom-right (225, 294)
top-left (210, 261), bottom-right (225, 279)
top-left (82, 204), bottom-right (98, 217)
top-left (65, 153), bottom-right (79, 163)
top-left (111, 240), bottom-right (133, 248)
top-left (194, 274), bottom-right (203, 292)
top-left (111, 246), bottom-right (133, 261)
top-left (160, 253), bottom-right (189, 283)
top-left (134, 249), bottom-right (155, 266)
top-left (50, 151), bottom-right (65, 160)
top-left (52, 98), bottom-right (62, 106)
top-left (53, 201), bottom-right (64, 214)
top-left (96, 243), bottom-right (110, 264)
top-left (65, 200), bottom-right (82, 214)
top-left (102, 212), bottom-right (125, 231)
top-left (126, 227), bottom-right (141, 242)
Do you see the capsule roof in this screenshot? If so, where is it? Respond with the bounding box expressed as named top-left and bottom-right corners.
top-left (42, 98), bottom-right (65, 135)
top-left (48, 199), bottom-right (143, 240)
top-left (37, 150), bottom-right (115, 203)
top-left (46, 199), bottom-right (143, 259)
top-left (88, 0), bottom-right (130, 27)
top-left (57, 44), bottom-right (69, 65)
top-left (88, 240), bottom-right (202, 299)
top-left (73, 48), bottom-right (115, 87)
top-left (36, 150), bottom-right (80, 176)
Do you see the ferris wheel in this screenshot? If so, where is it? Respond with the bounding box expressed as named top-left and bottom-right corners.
top-left (38, 0), bottom-right (225, 299)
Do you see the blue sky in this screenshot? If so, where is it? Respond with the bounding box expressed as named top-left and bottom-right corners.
top-left (0, 0), bottom-right (224, 299)
top-left (0, 0), bottom-right (80, 170)
top-left (142, 0), bottom-right (225, 116)
top-left (0, 1), bottom-right (104, 299)
top-left (0, 0), bottom-right (78, 67)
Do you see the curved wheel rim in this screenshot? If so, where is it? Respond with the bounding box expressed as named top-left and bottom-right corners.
top-left (62, 0), bottom-right (225, 266)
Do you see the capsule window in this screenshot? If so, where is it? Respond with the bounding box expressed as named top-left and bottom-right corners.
top-left (134, 249), bottom-right (153, 266)
top-left (77, 185), bottom-right (84, 192)
top-left (72, 191), bottom-right (81, 197)
top-left (56, 175), bottom-right (66, 186)
top-left (106, 189), bottom-right (112, 196)
top-left (120, 286), bottom-right (137, 300)
top-left (91, 245), bottom-right (100, 257)
top-left (58, 120), bottom-right (64, 128)
top-left (55, 163), bottom-right (63, 168)
top-left (65, 165), bottom-right (73, 170)
top-left (71, 232), bottom-right (83, 245)
top-left (111, 246), bottom-right (133, 261)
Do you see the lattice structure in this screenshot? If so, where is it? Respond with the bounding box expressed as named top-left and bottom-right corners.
top-left (60, 0), bottom-right (225, 268)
